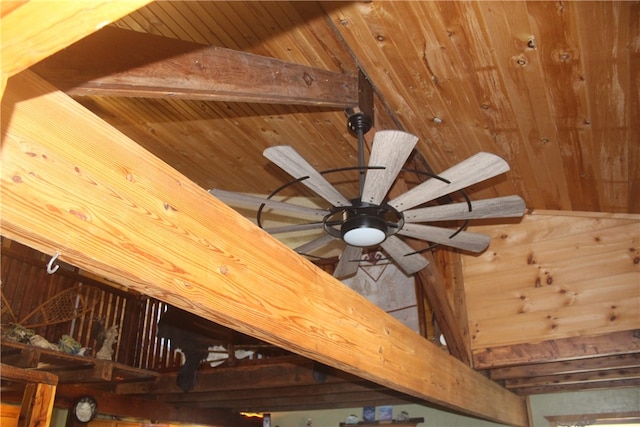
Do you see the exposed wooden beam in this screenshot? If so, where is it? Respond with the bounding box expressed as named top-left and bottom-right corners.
top-left (515, 378), bottom-right (640, 396)
top-left (118, 358), bottom-right (346, 394)
top-left (546, 412), bottom-right (640, 427)
top-left (1, 364), bottom-right (58, 427)
top-left (117, 358), bottom-right (421, 412)
top-left (52, 385), bottom-right (259, 427)
top-left (31, 26), bottom-right (359, 108)
top-left (0, 363), bottom-right (58, 386)
top-left (0, 70), bottom-right (528, 426)
top-left (416, 254), bottom-right (471, 366)
top-left (1, 340), bottom-right (158, 384)
top-left (199, 390), bottom-right (418, 413)
top-left (474, 330), bottom-right (640, 369)
top-left (0, 1), bottom-right (152, 81)
top-left (433, 249), bottom-right (473, 365)
top-left (153, 381), bottom-right (391, 404)
top-left (490, 353), bottom-right (640, 381)
top-left (504, 366), bottom-right (640, 390)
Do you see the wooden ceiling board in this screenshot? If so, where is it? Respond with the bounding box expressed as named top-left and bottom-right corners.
top-left (323, 1), bottom-right (638, 214)
top-left (2, 0), bottom-right (639, 420)
top-left (76, 95), bottom-right (360, 198)
top-left (463, 211), bottom-right (639, 349)
top-left (102, 2), bottom-right (365, 200)
top-left (96, 0), bottom-right (639, 214)
top-left (324, 2), bottom-right (520, 200)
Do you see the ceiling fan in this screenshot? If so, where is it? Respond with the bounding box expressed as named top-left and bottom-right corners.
top-left (209, 112), bottom-right (525, 279)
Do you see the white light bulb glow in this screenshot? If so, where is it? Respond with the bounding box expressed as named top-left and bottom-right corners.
top-left (343, 227), bottom-right (386, 247)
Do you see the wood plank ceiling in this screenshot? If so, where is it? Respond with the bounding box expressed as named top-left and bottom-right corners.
top-left (72, 1), bottom-right (639, 215)
top-left (1, 0), bottom-right (639, 424)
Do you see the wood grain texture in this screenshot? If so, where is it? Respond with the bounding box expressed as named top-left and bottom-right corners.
top-left (32, 27), bottom-right (358, 107)
top-left (264, 145), bottom-right (352, 207)
top-left (20, 0), bottom-right (633, 215)
top-left (380, 168), bottom-right (470, 366)
top-left (404, 195), bottom-right (526, 223)
top-left (463, 210), bottom-right (640, 349)
top-left (1, 364), bottom-right (57, 427)
top-left (474, 330), bottom-right (640, 369)
top-left (324, 1), bottom-right (638, 214)
top-left (389, 152), bottom-right (510, 212)
top-left (1, 70), bottom-right (528, 427)
top-left (380, 236), bottom-right (430, 276)
top-left (490, 353), bottom-right (640, 381)
top-left (361, 130), bottom-right (418, 205)
top-left (435, 250), bottom-right (473, 366)
top-left (399, 224), bottom-right (491, 253)
top-left (333, 244), bottom-right (362, 279)
top-left (208, 189), bottom-right (327, 220)
top-left (1, 1), bottom-right (152, 77)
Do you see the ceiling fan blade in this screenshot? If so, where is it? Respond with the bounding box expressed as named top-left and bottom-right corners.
top-left (404, 195), bottom-right (526, 223)
top-left (388, 152), bottom-right (511, 212)
top-left (333, 245), bottom-right (363, 279)
top-left (380, 236), bottom-right (430, 275)
top-left (398, 223), bottom-right (491, 253)
top-left (264, 146), bottom-right (351, 207)
top-left (361, 130), bottom-right (418, 205)
top-left (209, 189), bottom-right (327, 221)
top-left (264, 222), bottom-right (324, 234)
top-left (294, 234), bottom-right (335, 255)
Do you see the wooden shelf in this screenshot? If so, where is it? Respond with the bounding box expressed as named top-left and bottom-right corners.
top-left (339, 418), bottom-right (424, 426)
top-left (0, 340), bottom-right (158, 385)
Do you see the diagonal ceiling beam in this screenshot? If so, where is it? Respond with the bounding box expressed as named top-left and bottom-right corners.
top-left (31, 26), bottom-right (359, 108)
top-left (0, 1), bottom-right (152, 80)
top-left (375, 149), bottom-right (471, 366)
top-left (0, 70), bottom-right (528, 427)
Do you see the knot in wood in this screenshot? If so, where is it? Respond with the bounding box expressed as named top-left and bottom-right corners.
top-left (302, 72), bottom-right (314, 86)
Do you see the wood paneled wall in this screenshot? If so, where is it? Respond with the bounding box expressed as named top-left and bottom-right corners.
top-left (0, 239), bottom-right (181, 370)
top-left (462, 211), bottom-right (640, 350)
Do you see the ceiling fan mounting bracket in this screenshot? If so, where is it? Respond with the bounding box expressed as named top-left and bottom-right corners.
top-left (346, 111), bottom-right (372, 136)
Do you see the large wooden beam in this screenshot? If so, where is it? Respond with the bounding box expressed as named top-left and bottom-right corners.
top-left (0, 1), bottom-right (152, 79)
top-left (490, 353), bottom-right (640, 381)
top-left (474, 330), bottom-right (640, 369)
top-left (380, 154), bottom-right (472, 365)
top-left (417, 252), bottom-right (472, 366)
top-left (0, 70), bottom-right (528, 427)
top-left (0, 364), bottom-right (58, 427)
top-left (52, 385), bottom-right (259, 427)
top-left (31, 26), bottom-right (358, 107)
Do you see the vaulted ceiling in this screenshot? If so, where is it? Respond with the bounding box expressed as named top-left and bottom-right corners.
top-left (1, 1), bottom-right (639, 426)
top-left (29, 1), bottom-right (640, 214)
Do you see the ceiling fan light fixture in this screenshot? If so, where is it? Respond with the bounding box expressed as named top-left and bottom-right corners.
top-left (341, 215), bottom-right (388, 247)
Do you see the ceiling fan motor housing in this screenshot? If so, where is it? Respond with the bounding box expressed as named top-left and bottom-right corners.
top-left (324, 199), bottom-right (404, 248)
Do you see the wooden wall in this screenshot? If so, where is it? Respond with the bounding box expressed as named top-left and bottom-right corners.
top-left (0, 238), bottom-right (340, 372)
top-left (1, 239), bottom-right (180, 370)
top-left (462, 211), bottom-right (640, 351)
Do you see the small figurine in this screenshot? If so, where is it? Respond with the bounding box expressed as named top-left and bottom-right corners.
top-left (96, 324), bottom-right (119, 360)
